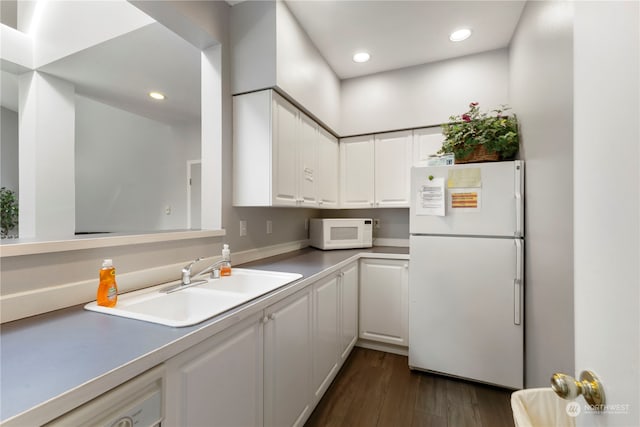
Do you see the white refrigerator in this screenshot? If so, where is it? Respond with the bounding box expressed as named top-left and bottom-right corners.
top-left (408, 160), bottom-right (524, 389)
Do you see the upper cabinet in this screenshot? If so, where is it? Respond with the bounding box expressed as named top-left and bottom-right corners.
top-left (234, 89), bottom-right (339, 208)
top-left (316, 127), bottom-right (340, 209)
top-left (413, 127), bottom-right (445, 165)
top-left (340, 130), bottom-right (413, 208)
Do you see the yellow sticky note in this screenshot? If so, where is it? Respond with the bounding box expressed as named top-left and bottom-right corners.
top-left (447, 168), bottom-right (481, 188)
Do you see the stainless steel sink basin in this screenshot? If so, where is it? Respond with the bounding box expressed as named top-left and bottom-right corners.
top-left (84, 268), bottom-right (302, 327)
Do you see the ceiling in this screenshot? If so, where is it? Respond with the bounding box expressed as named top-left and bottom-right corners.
top-left (283, 0), bottom-right (526, 79)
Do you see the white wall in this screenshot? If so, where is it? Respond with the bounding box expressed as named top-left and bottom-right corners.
top-left (509, 0), bottom-right (575, 388)
top-left (32, 0), bottom-right (153, 67)
top-left (75, 95), bottom-right (196, 233)
top-left (340, 48), bottom-right (509, 135)
top-left (230, 0), bottom-right (341, 132)
top-left (230, 0), bottom-right (277, 95)
top-left (275, 0), bottom-right (341, 132)
top-left (19, 71), bottom-right (76, 239)
top-left (574, 2), bottom-right (639, 425)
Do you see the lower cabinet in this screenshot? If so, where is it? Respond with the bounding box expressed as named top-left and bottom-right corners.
top-left (359, 258), bottom-right (409, 346)
top-left (264, 287), bottom-right (313, 427)
top-left (164, 313), bottom-right (264, 427)
top-left (165, 262), bottom-right (359, 427)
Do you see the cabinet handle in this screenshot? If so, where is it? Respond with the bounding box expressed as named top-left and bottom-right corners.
top-left (269, 313), bottom-right (276, 320)
top-left (404, 264), bottom-right (409, 269)
top-left (262, 316), bottom-right (269, 324)
top-left (370, 201), bottom-right (374, 207)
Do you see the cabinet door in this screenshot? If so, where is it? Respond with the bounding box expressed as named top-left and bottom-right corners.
top-left (312, 274), bottom-right (340, 402)
top-left (272, 93), bottom-right (299, 206)
top-left (165, 314), bottom-right (264, 427)
top-left (413, 127), bottom-right (445, 165)
top-left (298, 113), bottom-right (318, 206)
top-left (317, 127), bottom-right (339, 208)
top-left (339, 135), bottom-right (375, 208)
top-left (340, 262), bottom-right (359, 360)
top-left (264, 288), bottom-right (313, 427)
top-left (359, 259), bottom-right (409, 346)
top-left (374, 130), bottom-right (412, 207)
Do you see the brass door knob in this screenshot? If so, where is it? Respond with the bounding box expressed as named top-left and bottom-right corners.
top-left (551, 370), bottom-right (605, 409)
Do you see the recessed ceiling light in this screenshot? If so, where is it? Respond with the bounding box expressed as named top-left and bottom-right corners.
top-left (353, 52), bottom-right (371, 63)
top-left (449, 28), bottom-right (472, 42)
top-left (149, 91), bottom-right (166, 100)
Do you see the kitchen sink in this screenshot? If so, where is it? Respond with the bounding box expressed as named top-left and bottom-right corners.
top-left (84, 268), bottom-right (302, 327)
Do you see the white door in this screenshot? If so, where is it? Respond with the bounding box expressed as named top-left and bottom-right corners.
top-left (164, 314), bottom-right (263, 427)
top-left (272, 93), bottom-right (298, 206)
top-left (574, 2), bottom-right (639, 425)
top-left (297, 113), bottom-right (318, 206)
top-left (340, 135), bottom-right (374, 208)
top-left (340, 262), bottom-right (359, 360)
top-left (409, 235), bottom-right (523, 389)
top-left (359, 258), bottom-right (409, 346)
top-left (410, 161), bottom-right (524, 237)
top-left (317, 127), bottom-right (339, 208)
top-left (187, 161), bottom-right (201, 229)
top-left (311, 274), bottom-right (339, 402)
top-left (412, 127), bottom-right (445, 165)
top-left (264, 288), bottom-right (313, 427)
top-left (374, 130), bottom-right (412, 207)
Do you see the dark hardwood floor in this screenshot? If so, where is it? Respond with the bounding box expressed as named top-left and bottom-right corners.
top-left (305, 347), bottom-right (515, 427)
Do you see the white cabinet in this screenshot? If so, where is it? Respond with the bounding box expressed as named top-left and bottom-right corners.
top-left (234, 89), bottom-right (340, 208)
top-left (413, 127), bottom-right (445, 165)
top-left (316, 127), bottom-right (339, 208)
top-left (359, 258), bottom-right (409, 346)
top-left (339, 262), bottom-right (359, 360)
top-left (339, 135), bottom-right (375, 208)
top-left (165, 262), bottom-right (360, 427)
top-left (340, 130), bottom-right (412, 208)
top-left (311, 274), bottom-right (340, 402)
top-left (264, 287), bottom-right (313, 427)
top-left (164, 313), bottom-right (264, 427)
top-left (311, 262), bottom-right (358, 403)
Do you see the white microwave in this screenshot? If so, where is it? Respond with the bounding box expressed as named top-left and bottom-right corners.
top-left (309, 218), bottom-right (373, 250)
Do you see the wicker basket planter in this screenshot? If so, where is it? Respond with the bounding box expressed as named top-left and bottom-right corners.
top-left (454, 144), bottom-right (500, 164)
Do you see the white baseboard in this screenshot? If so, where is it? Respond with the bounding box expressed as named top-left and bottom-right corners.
top-left (356, 339), bottom-right (409, 357)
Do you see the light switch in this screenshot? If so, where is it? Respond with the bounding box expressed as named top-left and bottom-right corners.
top-left (266, 220), bottom-right (273, 235)
top-left (239, 220), bottom-right (247, 237)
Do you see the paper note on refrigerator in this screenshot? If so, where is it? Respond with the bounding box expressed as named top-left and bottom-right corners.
top-left (447, 168), bottom-right (482, 188)
top-left (417, 177), bottom-right (445, 216)
top-left (449, 188), bottom-right (481, 210)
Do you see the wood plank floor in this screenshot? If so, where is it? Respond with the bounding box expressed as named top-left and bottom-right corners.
top-left (305, 347), bottom-right (515, 427)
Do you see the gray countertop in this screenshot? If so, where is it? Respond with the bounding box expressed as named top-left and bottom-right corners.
top-left (0, 246), bottom-right (408, 425)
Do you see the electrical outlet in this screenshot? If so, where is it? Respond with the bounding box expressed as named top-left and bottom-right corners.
top-left (239, 220), bottom-right (247, 237)
top-left (373, 218), bottom-right (380, 229)
top-left (266, 220), bottom-right (273, 235)
top-left (165, 205), bottom-right (172, 215)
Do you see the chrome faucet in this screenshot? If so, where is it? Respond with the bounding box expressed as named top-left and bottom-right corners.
top-left (193, 259), bottom-right (227, 280)
top-left (161, 257), bottom-right (225, 294)
top-left (181, 257), bottom-right (203, 285)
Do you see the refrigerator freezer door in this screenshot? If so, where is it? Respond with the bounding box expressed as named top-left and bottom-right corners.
top-left (408, 235), bottom-right (524, 389)
top-left (410, 161), bottom-right (524, 237)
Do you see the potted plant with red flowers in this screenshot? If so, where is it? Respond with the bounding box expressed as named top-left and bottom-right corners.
top-left (438, 102), bottom-right (519, 163)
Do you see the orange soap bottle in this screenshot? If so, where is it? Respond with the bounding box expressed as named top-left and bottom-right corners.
top-left (97, 259), bottom-right (118, 307)
top-left (220, 244), bottom-right (232, 276)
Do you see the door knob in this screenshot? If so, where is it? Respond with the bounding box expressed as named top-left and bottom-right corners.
top-left (551, 371), bottom-right (605, 409)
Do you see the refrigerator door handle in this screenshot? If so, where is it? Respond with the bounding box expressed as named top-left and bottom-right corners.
top-left (514, 239), bottom-right (524, 325)
top-left (515, 162), bottom-right (524, 237)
